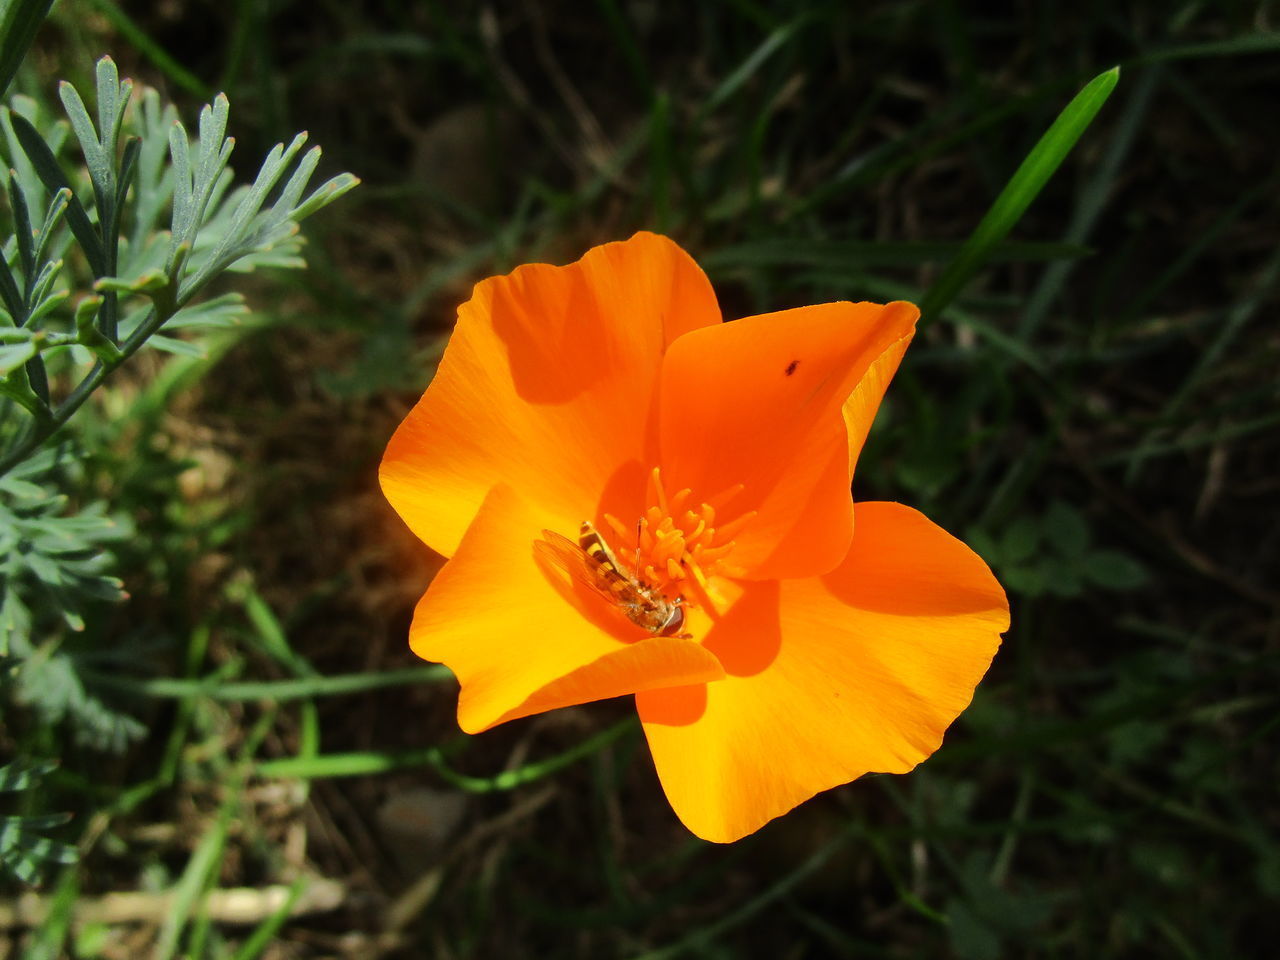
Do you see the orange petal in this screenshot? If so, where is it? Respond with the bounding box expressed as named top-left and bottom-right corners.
top-left (843, 333), bottom-right (912, 476)
top-left (381, 232), bottom-right (721, 558)
top-left (412, 484), bottom-right (725, 734)
top-left (637, 501), bottom-right (1007, 843)
top-left (658, 301), bottom-right (917, 580)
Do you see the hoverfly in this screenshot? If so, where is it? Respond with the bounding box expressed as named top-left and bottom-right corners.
top-left (534, 521), bottom-right (689, 638)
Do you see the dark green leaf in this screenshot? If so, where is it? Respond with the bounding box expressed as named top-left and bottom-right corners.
top-left (1002, 566), bottom-right (1045, 597)
top-left (1041, 555), bottom-right (1084, 597)
top-left (32, 186), bottom-right (70, 266)
top-left (1044, 501), bottom-right (1091, 557)
top-left (8, 112), bottom-right (106, 275)
top-left (0, 0), bottom-right (54, 98)
top-left (0, 238), bottom-right (24, 318)
top-left (947, 900), bottom-right (1002, 960)
top-left (1084, 550), bottom-right (1149, 591)
top-left (146, 333), bottom-right (206, 357)
top-left (920, 67), bottom-right (1120, 320)
top-left (0, 335), bottom-right (37, 374)
top-left (1001, 515), bottom-right (1041, 564)
top-left (114, 135), bottom-right (140, 214)
top-left (7, 167), bottom-right (35, 283)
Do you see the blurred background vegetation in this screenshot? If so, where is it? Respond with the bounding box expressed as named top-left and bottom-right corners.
top-left (1, 0), bottom-right (1278, 957)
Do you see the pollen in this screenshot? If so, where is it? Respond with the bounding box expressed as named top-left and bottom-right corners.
top-left (602, 467), bottom-right (755, 605)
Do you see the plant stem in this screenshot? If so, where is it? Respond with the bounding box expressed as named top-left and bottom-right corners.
top-left (83, 664), bottom-right (453, 702)
top-left (0, 303), bottom-right (169, 476)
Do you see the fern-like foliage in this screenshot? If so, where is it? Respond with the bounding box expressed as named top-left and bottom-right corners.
top-left (0, 446), bottom-right (144, 750)
top-left (0, 448), bottom-right (129, 645)
top-left (0, 58), bottom-right (356, 752)
top-left (0, 759), bottom-right (76, 884)
top-left (0, 56), bottom-right (358, 470)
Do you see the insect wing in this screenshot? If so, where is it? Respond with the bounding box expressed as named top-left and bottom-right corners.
top-left (533, 529), bottom-right (615, 600)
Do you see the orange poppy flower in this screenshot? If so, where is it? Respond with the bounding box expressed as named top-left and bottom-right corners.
top-left (381, 232), bottom-right (1008, 843)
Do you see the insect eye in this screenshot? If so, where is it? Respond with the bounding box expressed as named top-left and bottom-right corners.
top-left (661, 605), bottom-right (686, 636)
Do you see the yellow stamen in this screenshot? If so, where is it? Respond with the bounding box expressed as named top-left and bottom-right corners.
top-left (649, 467), bottom-right (670, 516)
top-left (713, 510), bottom-right (757, 544)
top-left (707, 483), bottom-right (745, 510)
top-left (670, 488), bottom-right (692, 514)
top-left (599, 469), bottom-right (759, 607)
top-left (683, 559), bottom-right (715, 615)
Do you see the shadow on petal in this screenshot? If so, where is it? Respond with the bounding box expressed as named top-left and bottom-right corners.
top-left (635, 682), bottom-right (708, 726)
top-left (702, 581), bottom-right (782, 677)
top-left (594, 457), bottom-right (652, 541)
top-left (489, 265), bottom-right (607, 403)
top-left (495, 636), bottom-right (724, 729)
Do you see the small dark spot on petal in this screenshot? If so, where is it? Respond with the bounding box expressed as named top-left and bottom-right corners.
top-left (784, 359), bottom-right (799, 376)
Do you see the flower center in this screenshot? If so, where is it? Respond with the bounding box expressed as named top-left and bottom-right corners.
top-left (601, 467), bottom-right (755, 607)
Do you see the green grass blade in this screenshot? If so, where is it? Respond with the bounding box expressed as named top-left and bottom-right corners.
top-left (631, 822), bottom-right (858, 960)
top-left (697, 17), bottom-right (802, 119)
top-left (153, 791), bottom-right (237, 960)
top-left (594, 0), bottom-right (652, 98)
top-left (1016, 66), bottom-right (1159, 340)
top-left (703, 239), bottom-right (1092, 273)
top-left (234, 582), bottom-right (314, 675)
top-left (229, 876), bottom-right (306, 960)
top-left (258, 718), bottom-right (634, 791)
top-left (1137, 32), bottom-right (1280, 65)
top-left (256, 746), bottom-right (453, 780)
top-left (80, 0), bottom-right (211, 99)
top-left (1122, 246), bottom-right (1280, 482)
top-left (919, 66), bottom-right (1120, 322)
top-left (1116, 171), bottom-right (1278, 328)
top-left (24, 867), bottom-right (78, 960)
top-left (82, 663), bottom-right (453, 701)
